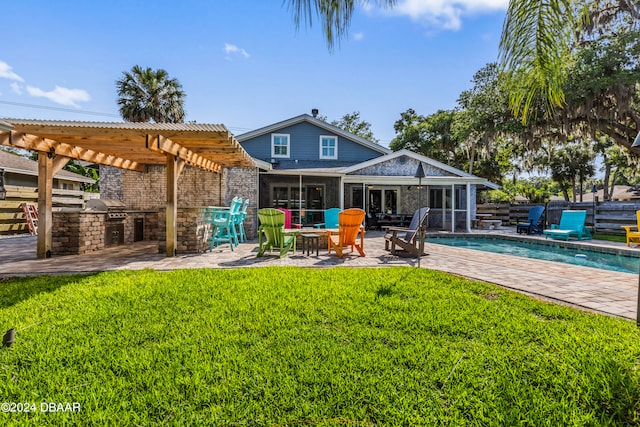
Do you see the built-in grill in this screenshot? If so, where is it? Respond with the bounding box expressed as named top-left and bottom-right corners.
top-left (85, 199), bottom-right (127, 247)
top-left (86, 199), bottom-right (127, 220)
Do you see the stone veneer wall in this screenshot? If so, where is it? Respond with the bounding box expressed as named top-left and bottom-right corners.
top-left (124, 211), bottom-right (159, 242)
top-left (52, 210), bottom-right (161, 256)
top-left (99, 166), bottom-right (124, 201)
top-left (221, 167), bottom-right (258, 239)
top-left (52, 211), bottom-right (107, 255)
top-left (157, 207), bottom-right (214, 254)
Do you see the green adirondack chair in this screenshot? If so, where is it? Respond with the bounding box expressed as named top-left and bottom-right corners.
top-left (257, 208), bottom-right (296, 258)
top-left (543, 210), bottom-right (592, 241)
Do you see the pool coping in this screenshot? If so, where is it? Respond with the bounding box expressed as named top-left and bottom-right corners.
top-left (425, 232), bottom-right (640, 258)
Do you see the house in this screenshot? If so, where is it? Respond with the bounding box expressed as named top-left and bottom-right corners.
top-left (0, 149), bottom-right (95, 192)
top-left (237, 112), bottom-right (499, 231)
top-left (50, 114), bottom-right (497, 256)
top-left (0, 148), bottom-right (96, 234)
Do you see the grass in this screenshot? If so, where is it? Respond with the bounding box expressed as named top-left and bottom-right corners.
top-left (1, 267), bottom-right (639, 426)
top-left (593, 233), bottom-right (626, 243)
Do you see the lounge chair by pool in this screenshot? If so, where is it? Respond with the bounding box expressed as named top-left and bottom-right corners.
top-left (543, 210), bottom-right (592, 241)
top-left (516, 206), bottom-right (545, 235)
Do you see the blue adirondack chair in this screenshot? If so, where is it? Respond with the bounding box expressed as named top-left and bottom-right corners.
top-left (314, 208), bottom-right (341, 229)
top-left (516, 206), bottom-right (545, 235)
top-left (208, 209), bottom-right (236, 251)
top-left (543, 210), bottom-right (592, 241)
top-left (234, 199), bottom-right (250, 243)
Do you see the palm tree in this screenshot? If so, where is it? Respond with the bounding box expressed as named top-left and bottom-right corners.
top-left (116, 65), bottom-right (186, 123)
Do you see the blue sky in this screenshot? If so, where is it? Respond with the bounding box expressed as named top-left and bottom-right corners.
top-left (0, 0), bottom-right (508, 147)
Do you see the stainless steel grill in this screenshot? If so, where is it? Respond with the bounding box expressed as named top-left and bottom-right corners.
top-left (85, 199), bottom-right (127, 220)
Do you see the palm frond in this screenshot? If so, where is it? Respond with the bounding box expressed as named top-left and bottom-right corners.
top-left (499, 0), bottom-right (585, 123)
top-left (285, 0), bottom-right (396, 50)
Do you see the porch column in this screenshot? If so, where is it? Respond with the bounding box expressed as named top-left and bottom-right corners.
top-left (466, 182), bottom-right (472, 232)
top-left (299, 174), bottom-right (302, 224)
top-left (339, 176), bottom-right (344, 210)
top-left (451, 184), bottom-right (456, 233)
top-left (37, 152), bottom-right (53, 258)
top-left (166, 154), bottom-right (177, 256)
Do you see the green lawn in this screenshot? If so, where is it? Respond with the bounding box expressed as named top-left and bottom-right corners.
top-left (1, 267), bottom-right (639, 426)
top-left (593, 233), bottom-right (626, 244)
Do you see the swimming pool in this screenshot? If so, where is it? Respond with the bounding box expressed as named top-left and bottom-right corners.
top-left (426, 236), bottom-right (640, 274)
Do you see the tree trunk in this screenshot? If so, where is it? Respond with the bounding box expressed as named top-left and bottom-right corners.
top-left (603, 164), bottom-right (611, 201)
top-left (608, 168), bottom-right (619, 201)
top-left (467, 141), bottom-right (476, 175)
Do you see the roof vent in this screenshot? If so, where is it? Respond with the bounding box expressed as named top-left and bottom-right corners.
top-left (311, 108), bottom-right (319, 118)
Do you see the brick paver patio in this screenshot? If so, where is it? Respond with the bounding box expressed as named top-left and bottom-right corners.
top-left (0, 229), bottom-right (637, 321)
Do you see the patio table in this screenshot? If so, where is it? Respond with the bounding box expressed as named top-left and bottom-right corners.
top-left (300, 233), bottom-right (320, 256)
top-left (474, 213), bottom-right (492, 228)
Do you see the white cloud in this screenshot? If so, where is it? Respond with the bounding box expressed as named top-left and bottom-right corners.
top-left (352, 32), bottom-right (365, 41)
top-left (26, 85), bottom-right (90, 108)
top-left (0, 61), bottom-right (24, 82)
top-left (224, 43), bottom-right (250, 59)
top-left (385, 0), bottom-right (508, 30)
top-left (10, 82), bottom-right (22, 94)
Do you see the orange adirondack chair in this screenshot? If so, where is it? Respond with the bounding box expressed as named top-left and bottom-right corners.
top-left (327, 208), bottom-right (366, 258)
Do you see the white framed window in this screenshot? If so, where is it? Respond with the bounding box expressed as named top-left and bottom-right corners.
top-left (319, 135), bottom-right (338, 159)
top-left (271, 134), bottom-right (290, 158)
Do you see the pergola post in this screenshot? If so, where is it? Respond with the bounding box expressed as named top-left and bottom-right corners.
top-left (166, 154), bottom-right (178, 256)
top-left (37, 152), bottom-right (53, 258)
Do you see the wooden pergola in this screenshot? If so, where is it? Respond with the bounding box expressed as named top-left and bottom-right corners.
top-left (0, 119), bottom-right (255, 258)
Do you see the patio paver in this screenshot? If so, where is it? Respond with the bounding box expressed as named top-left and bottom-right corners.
top-left (0, 229), bottom-right (637, 322)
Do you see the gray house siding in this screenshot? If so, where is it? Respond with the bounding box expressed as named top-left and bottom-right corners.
top-left (240, 122), bottom-right (382, 165)
top-left (349, 156), bottom-right (455, 177)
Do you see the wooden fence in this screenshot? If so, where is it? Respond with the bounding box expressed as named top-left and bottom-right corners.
top-left (0, 185), bottom-right (96, 234)
top-left (477, 200), bottom-right (640, 234)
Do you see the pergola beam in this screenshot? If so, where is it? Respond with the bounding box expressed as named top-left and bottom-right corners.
top-left (146, 135), bottom-right (221, 173)
top-left (0, 132), bottom-right (145, 172)
top-left (52, 156), bottom-right (71, 176)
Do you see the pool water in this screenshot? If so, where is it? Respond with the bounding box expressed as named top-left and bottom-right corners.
top-left (426, 237), bottom-right (639, 274)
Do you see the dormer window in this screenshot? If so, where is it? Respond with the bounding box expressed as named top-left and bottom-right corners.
top-left (271, 134), bottom-right (290, 158)
top-left (319, 136), bottom-right (337, 159)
